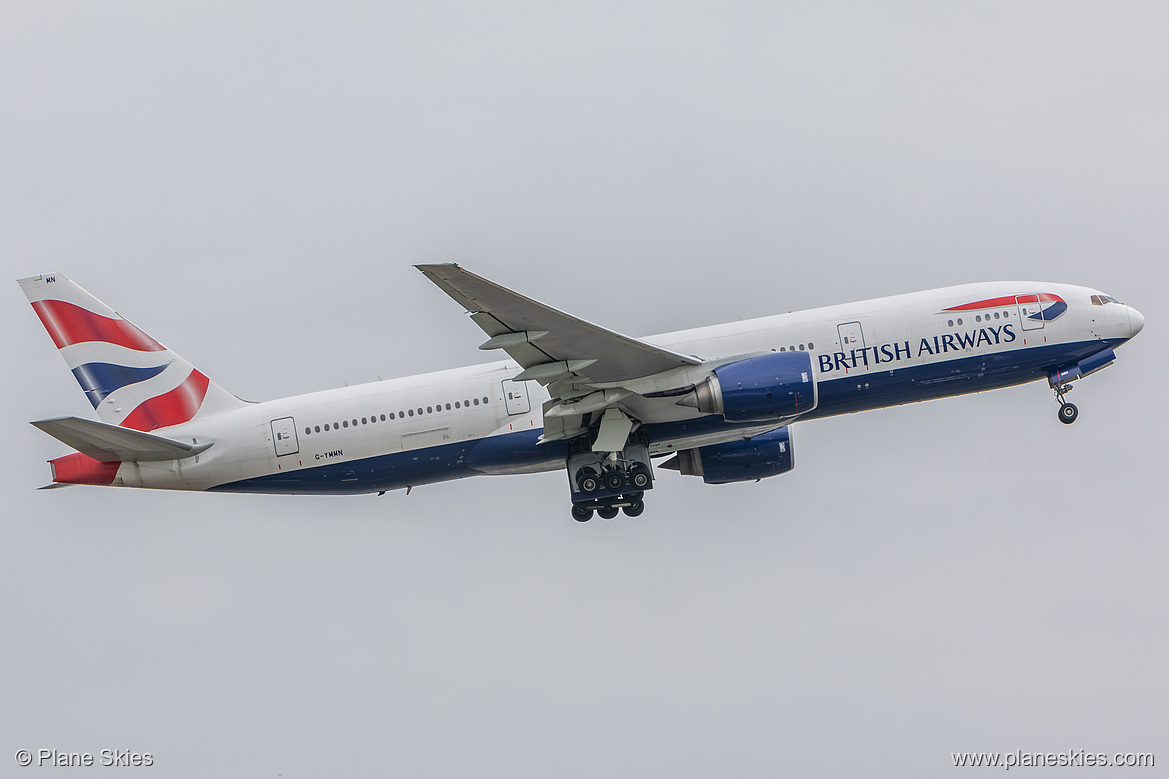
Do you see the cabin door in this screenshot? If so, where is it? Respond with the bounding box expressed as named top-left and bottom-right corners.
top-left (1015, 295), bottom-right (1045, 331)
top-left (837, 321), bottom-right (866, 350)
top-left (502, 379), bottom-right (532, 415)
top-left (270, 417), bottom-right (299, 456)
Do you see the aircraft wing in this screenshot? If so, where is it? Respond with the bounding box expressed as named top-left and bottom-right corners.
top-left (416, 264), bottom-right (700, 384)
top-left (31, 416), bottom-right (213, 462)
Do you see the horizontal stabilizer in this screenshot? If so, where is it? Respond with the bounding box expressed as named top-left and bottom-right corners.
top-left (31, 416), bottom-right (212, 462)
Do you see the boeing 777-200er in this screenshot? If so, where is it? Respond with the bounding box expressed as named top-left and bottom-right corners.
top-left (21, 266), bottom-right (1144, 521)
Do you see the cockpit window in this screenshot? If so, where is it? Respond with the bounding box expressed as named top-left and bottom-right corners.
top-left (1091, 294), bottom-right (1123, 306)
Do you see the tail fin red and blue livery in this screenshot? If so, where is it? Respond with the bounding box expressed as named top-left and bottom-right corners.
top-left (18, 273), bottom-right (247, 431)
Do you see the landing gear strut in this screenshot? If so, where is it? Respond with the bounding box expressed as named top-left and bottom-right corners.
top-left (1052, 380), bottom-right (1079, 425)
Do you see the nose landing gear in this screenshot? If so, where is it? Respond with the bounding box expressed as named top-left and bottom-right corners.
top-left (1051, 380), bottom-right (1078, 424)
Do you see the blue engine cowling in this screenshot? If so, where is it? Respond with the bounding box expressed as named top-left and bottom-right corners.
top-left (683, 351), bottom-right (817, 421)
top-left (664, 426), bottom-right (795, 485)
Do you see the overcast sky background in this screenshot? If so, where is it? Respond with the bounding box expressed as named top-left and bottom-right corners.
top-left (2, 2), bottom-right (1166, 776)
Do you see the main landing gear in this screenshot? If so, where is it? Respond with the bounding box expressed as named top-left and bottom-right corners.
top-left (574, 461), bottom-right (652, 495)
top-left (566, 441), bottom-right (654, 522)
top-left (571, 493), bottom-right (645, 522)
top-left (1052, 380), bottom-right (1079, 425)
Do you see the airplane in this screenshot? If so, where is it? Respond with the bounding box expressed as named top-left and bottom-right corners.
top-left (20, 266), bottom-right (1144, 521)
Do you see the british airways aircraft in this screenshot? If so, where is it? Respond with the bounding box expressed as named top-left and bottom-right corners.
top-left (20, 266), bottom-right (1144, 521)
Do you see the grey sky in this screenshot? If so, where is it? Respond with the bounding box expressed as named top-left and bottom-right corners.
top-left (2, 2), bottom-right (1166, 776)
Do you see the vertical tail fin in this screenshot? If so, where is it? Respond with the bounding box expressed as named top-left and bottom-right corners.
top-left (19, 273), bottom-right (248, 431)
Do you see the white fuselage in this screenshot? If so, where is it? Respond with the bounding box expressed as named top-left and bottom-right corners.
top-left (99, 280), bottom-right (1140, 494)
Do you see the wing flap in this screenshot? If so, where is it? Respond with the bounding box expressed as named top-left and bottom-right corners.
top-left (31, 416), bottom-right (212, 462)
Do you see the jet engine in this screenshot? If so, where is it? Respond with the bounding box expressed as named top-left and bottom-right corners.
top-left (660, 426), bottom-right (795, 485)
top-left (678, 351), bottom-right (817, 421)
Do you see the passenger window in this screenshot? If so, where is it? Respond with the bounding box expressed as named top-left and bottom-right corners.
top-left (343, 420), bottom-right (349, 428)
top-left (380, 414), bottom-right (386, 421)
top-left (473, 398), bottom-right (479, 406)
top-left (315, 425), bottom-right (320, 433)
top-left (445, 403), bottom-right (451, 411)
top-left (408, 409), bottom-right (414, 417)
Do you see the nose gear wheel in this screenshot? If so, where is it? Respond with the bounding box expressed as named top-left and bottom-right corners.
top-left (1051, 380), bottom-right (1079, 425)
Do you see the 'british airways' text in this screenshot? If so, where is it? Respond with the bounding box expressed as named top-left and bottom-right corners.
top-left (818, 324), bottom-right (1016, 373)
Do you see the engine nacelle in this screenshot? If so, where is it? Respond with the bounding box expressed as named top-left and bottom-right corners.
top-left (665, 426), bottom-right (795, 485)
top-left (683, 351), bottom-right (817, 422)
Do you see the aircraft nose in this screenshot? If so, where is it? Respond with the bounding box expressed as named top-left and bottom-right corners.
top-left (1127, 306), bottom-right (1145, 338)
